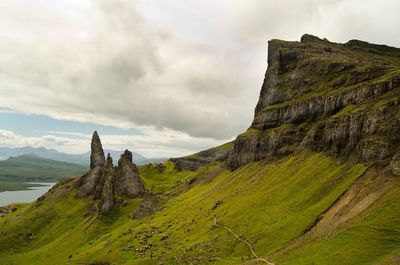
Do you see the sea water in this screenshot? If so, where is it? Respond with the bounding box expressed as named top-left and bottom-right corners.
top-left (0, 182), bottom-right (55, 207)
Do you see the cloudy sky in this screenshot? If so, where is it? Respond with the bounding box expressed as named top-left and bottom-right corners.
top-left (0, 0), bottom-right (399, 158)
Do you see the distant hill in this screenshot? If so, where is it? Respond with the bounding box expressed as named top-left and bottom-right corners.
top-left (0, 154), bottom-right (87, 182)
top-left (0, 146), bottom-right (166, 165)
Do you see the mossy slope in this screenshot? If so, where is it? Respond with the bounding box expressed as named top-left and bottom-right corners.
top-left (1, 151), bottom-right (399, 264)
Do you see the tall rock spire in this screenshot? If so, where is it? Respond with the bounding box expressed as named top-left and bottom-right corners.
top-left (100, 154), bottom-right (114, 214)
top-left (77, 131), bottom-right (105, 197)
top-left (114, 150), bottom-right (145, 198)
top-left (90, 131), bottom-right (105, 169)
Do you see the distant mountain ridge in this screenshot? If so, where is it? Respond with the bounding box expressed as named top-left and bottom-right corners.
top-left (0, 146), bottom-right (166, 165)
top-left (0, 154), bottom-right (87, 182)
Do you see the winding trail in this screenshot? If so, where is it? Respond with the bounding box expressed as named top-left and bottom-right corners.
top-left (171, 201), bottom-right (275, 264)
top-left (212, 216), bottom-right (275, 265)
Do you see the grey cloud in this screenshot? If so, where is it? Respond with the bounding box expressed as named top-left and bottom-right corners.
top-left (0, 0), bottom-right (256, 141)
top-left (222, 0), bottom-right (400, 47)
top-left (0, 0), bottom-right (399, 148)
top-left (0, 129), bottom-right (225, 158)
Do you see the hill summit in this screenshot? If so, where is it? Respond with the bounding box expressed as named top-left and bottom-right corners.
top-left (228, 34), bottom-right (400, 169)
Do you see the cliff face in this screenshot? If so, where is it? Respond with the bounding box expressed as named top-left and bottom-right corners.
top-left (229, 34), bottom-right (400, 169)
top-left (78, 131), bottom-right (146, 214)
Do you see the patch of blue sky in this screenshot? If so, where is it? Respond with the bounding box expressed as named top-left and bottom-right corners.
top-left (0, 107), bottom-right (142, 138)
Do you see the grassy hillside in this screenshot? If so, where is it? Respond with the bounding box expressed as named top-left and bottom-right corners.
top-left (0, 155), bottom-right (87, 182)
top-left (1, 151), bottom-right (399, 264)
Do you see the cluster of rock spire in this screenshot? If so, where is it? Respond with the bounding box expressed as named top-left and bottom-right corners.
top-left (78, 131), bottom-right (145, 214)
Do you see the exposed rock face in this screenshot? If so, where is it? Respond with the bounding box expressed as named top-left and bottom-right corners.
top-left (100, 154), bottom-right (114, 214)
top-left (300, 106), bottom-right (400, 162)
top-left (78, 166), bottom-right (104, 197)
top-left (78, 131), bottom-right (105, 197)
top-left (90, 131), bottom-right (105, 169)
top-left (114, 150), bottom-right (145, 198)
top-left (228, 34), bottom-right (400, 169)
top-left (390, 152), bottom-right (400, 176)
top-left (252, 76), bottom-right (400, 130)
top-left (77, 132), bottom-right (146, 214)
top-left (228, 125), bottom-right (306, 169)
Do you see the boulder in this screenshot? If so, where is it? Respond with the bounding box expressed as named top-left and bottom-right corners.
top-left (156, 163), bottom-right (166, 173)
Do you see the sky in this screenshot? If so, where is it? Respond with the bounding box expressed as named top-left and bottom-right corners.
top-left (0, 0), bottom-right (399, 157)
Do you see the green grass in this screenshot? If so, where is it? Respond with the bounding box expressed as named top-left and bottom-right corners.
top-left (139, 161), bottom-right (194, 193)
top-left (275, 182), bottom-right (400, 265)
top-left (4, 151), bottom-right (398, 264)
top-left (186, 141), bottom-right (234, 159)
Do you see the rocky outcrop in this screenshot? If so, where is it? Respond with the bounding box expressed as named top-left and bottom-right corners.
top-left (78, 131), bottom-right (105, 197)
top-left (228, 125), bottom-right (307, 169)
top-left (77, 132), bottom-right (146, 214)
top-left (90, 131), bottom-right (105, 169)
top-left (300, 105), bottom-right (400, 162)
top-left (390, 152), bottom-right (400, 176)
top-left (99, 154), bottom-right (115, 214)
top-left (171, 142), bottom-right (233, 171)
top-left (254, 35), bottom-right (390, 113)
top-left (78, 166), bottom-right (103, 197)
top-left (114, 150), bottom-right (145, 198)
top-left (228, 34), bottom-right (400, 169)
top-left (252, 76), bottom-right (400, 130)
top-left (156, 163), bottom-right (166, 173)
top-left (0, 204), bottom-right (19, 218)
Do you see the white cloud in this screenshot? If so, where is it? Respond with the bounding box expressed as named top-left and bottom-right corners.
top-left (0, 129), bottom-right (86, 153)
top-left (0, 0), bottom-right (258, 141)
top-left (0, 129), bottom-right (227, 158)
